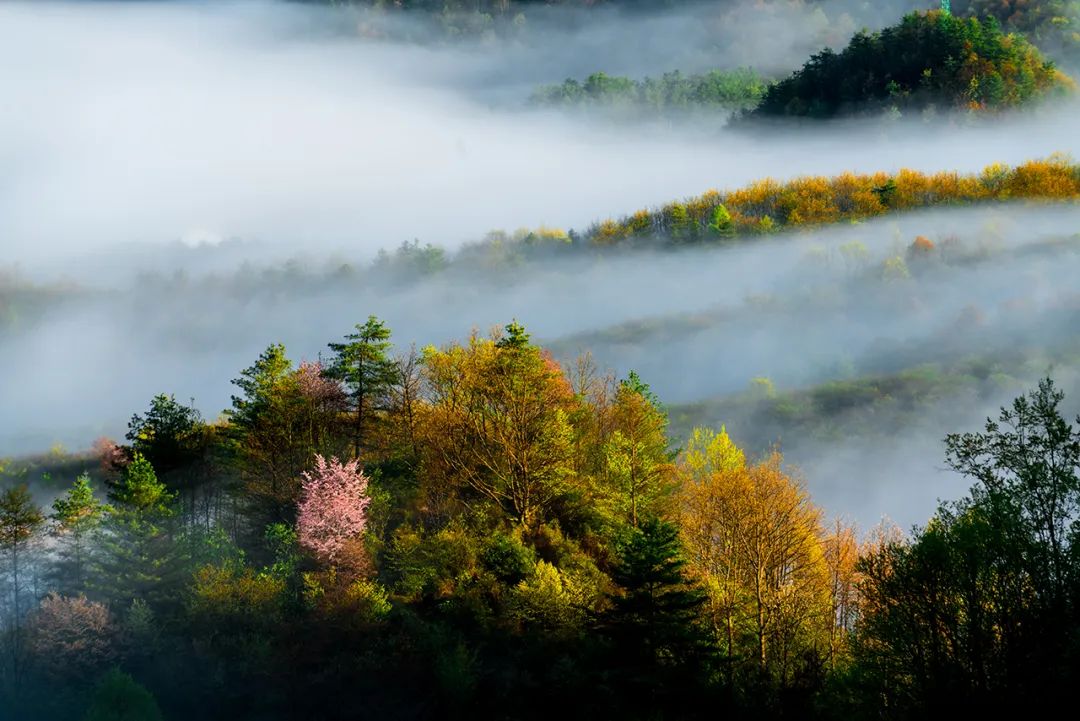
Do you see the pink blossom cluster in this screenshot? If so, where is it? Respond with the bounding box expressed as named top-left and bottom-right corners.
top-left (297, 455), bottom-right (370, 561)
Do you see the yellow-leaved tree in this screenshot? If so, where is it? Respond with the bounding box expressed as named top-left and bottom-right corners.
top-left (678, 429), bottom-right (834, 682)
top-left (418, 322), bottom-right (577, 528)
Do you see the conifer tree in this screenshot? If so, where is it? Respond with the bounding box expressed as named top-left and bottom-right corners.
top-left (325, 316), bottom-right (398, 459)
top-left (50, 473), bottom-right (105, 595)
top-left (96, 454), bottom-right (178, 609)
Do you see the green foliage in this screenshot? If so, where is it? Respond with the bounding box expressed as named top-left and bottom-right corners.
top-left (50, 473), bottom-right (105, 595)
top-left (83, 669), bottom-right (163, 721)
top-left (599, 518), bottom-right (712, 714)
top-left (707, 203), bottom-right (735, 238)
top-left (342, 579), bottom-right (392, 623)
top-left (0, 483), bottom-right (44, 620)
top-left (95, 454), bottom-right (179, 608)
top-left (508, 560), bottom-right (590, 634)
top-left (753, 11), bottom-right (1072, 118)
top-left (531, 68), bottom-right (771, 120)
top-left (481, 532), bottom-right (536, 584)
top-left (325, 316), bottom-right (398, 458)
top-left (857, 378), bottom-right (1080, 715)
top-left (226, 344), bottom-right (346, 524)
top-left (126, 394), bottom-right (204, 476)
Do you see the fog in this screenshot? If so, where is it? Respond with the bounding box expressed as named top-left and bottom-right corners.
top-left (6, 202), bottom-right (1080, 527)
top-left (4, 0), bottom-right (1080, 274)
top-left (3, 0), bottom-right (1080, 529)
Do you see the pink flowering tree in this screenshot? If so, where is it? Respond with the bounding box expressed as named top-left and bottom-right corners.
top-left (91, 436), bottom-right (127, 479)
top-left (296, 455), bottom-right (370, 563)
top-left (295, 361), bottom-right (346, 407)
top-left (29, 593), bottom-right (117, 680)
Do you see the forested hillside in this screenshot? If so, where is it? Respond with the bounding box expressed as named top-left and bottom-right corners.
top-left (5, 1), bottom-right (1080, 720)
top-left (3, 320), bottom-right (1080, 719)
top-left (753, 11), bottom-right (1072, 118)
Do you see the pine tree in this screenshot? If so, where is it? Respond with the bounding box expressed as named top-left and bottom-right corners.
top-left (50, 473), bottom-right (105, 595)
top-left (126, 394), bottom-right (204, 476)
top-left (597, 519), bottom-right (712, 714)
top-left (0, 485), bottom-right (44, 624)
top-left (325, 316), bottom-right (397, 459)
top-left (0, 484), bottom-right (44, 685)
top-left (96, 454), bottom-right (178, 609)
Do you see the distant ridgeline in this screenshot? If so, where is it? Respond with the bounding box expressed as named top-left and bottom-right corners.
top-left (752, 11), bottom-right (1074, 119)
top-left (530, 69), bottom-right (771, 118)
top-left (581, 156), bottom-right (1080, 246)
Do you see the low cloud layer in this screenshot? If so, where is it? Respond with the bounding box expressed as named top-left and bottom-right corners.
top-left (4, 0), bottom-right (1080, 274)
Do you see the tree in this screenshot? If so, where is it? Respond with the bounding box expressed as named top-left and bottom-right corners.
top-left (0, 484), bottom-right (43, 690)
top-left (0, 485), bottom-right (44, 625)
top-left (28, 593), bottom-right (116, 682)
top-left (83, 668), bottom-right (163, 721)
top-left (708, 203), bottom-right (735, 238)
top-left (822, 517), bottom-right (859, 669)
top-left (678, 446), bottom-right (831, 682)
top-left (420, 323), bottom-right (576, 527)
top-left (50, 474), bottom-right (105, 596)
top-left (602, 371), bottom-right (674, 527)
top-left (600, 518), bottom-right (711, 713)
top-left (388, 345), bottom-right (423, 467)
top-left (740, 454), bottom-right (829, 679)
top-left (944, 377), bottom-right (1080, 607)
top-left (678, 427), bottom-right (753, 667)
top-left (856, 379), bottom-right (1080, 715)
top-left (227, 346), bottom-right (346, 524)
top-left (296, 455), bottom-right (371, 563)
top-left (96, 454), bottom-right (178, 609)
top-left (325, 316), bottom-right (398, 459)
top-left (126, 394), bottom-right (204, 477)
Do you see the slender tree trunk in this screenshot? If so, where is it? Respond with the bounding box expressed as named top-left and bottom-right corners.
top-left (10, 543), bottom-right (21, 690)
top-left (756, 571), bottom-right (767, 671)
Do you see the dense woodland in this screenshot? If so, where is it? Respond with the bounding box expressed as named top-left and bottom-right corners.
top-left (752, 11), bottom-right (1072, 118)
top-left (2, 319), bottom-right (1080, 719)
top-left (5, 1), bottom-right (1080, 720)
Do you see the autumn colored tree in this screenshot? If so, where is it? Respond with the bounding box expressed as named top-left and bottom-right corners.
top-left (822, 518), bottom-right (860, 668)
top-left (678, 427), bottom-right (753, 667)
top-left (49, 474), bottom-right (105, 596)
top-left (91, 437), bottom-right (127, 481)
top-left (602, 371), bottom-right (674, 528)
top-left (678, 441), bottom-right (831, 682)
top-left (740, 454), bottom-right (830, 680)
top-left (387, 345), bottom-right (424, 468)
top-left (420, 322), bottom-right (576, 527)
